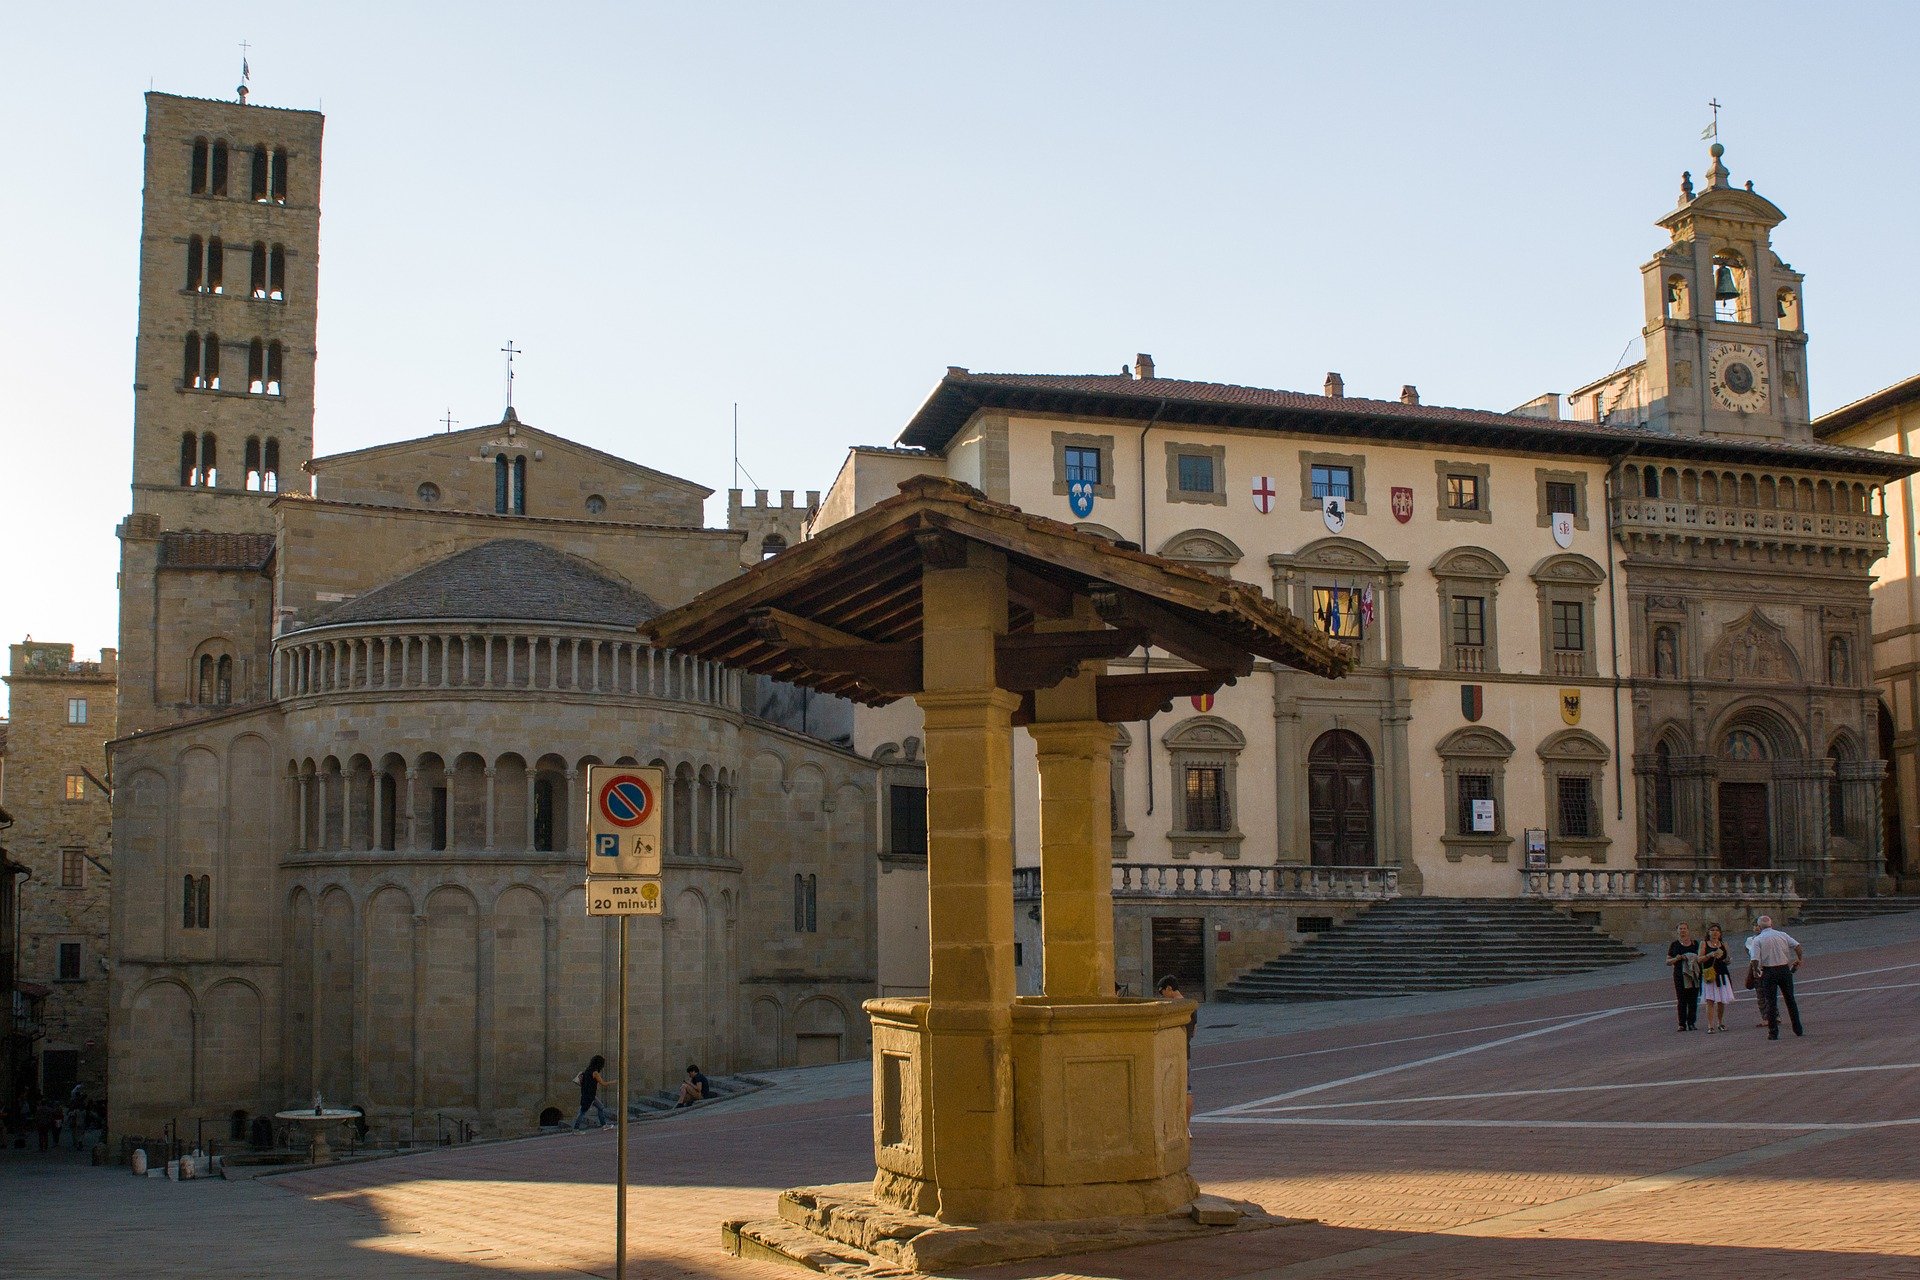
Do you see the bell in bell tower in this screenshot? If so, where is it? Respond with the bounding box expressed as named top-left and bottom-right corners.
top-left (1639, 140), bottom-right (1811, 440)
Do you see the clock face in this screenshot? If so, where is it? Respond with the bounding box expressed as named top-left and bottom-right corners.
top-left (1709, 342), bottom-right (1770, 414)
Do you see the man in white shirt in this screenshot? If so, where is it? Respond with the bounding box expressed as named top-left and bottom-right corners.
top-left (1749, 915), bottom-right (1805, 1040)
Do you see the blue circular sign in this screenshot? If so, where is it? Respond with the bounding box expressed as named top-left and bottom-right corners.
top-left (1069, 482), bottom-right (1095, 519)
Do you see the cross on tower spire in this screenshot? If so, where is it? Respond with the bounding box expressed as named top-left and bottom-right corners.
top-left (1703, 97), bottom-right (1722, 141)
top-left (238, 40), bottom-right (252, 105)
top-left (441, 407), bottom-right (459, 434)
top-left (500, 340), bottom-right (522, 411)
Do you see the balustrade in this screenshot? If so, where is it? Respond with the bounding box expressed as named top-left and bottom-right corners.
top-left (273, 624), bottom-right (734, 709)
top-left (1011, 863), bottom-right (1400, 901)
top-left (1523, 868), bottom-right (1798, 900)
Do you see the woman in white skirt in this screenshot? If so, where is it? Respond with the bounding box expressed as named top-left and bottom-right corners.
top-left (1698, 922), bottom-right (1735, 1032)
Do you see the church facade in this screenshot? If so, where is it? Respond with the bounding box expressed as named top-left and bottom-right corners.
top-left (820, 142), bottom-right (1912, 994)
top-left (108, 93), bottom-right (882, 1142)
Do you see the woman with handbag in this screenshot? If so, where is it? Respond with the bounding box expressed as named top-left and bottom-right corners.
top-left (1698, 922), bottom-right (1733, 1032)
top-left (1666, 922), bottom-right (1701, 1031)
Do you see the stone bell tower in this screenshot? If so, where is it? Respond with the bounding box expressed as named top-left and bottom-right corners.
top-left (1639, 141), bottom-right (1811, 441)
top-left (117, 90), bottom-right (323, 735)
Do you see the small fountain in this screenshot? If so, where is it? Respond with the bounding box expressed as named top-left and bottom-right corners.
top-left (274, 1092), bottom-right (360, 1163)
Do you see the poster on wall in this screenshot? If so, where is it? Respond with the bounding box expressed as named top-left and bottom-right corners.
top-left (1471, 798), bottom-right (1497, 833)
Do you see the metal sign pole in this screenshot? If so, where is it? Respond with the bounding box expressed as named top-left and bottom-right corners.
top-left (616, 913), bottom-right (629, 1280)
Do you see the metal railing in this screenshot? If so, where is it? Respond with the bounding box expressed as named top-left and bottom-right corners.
top-left (1012, 863), bottom-right (1400, 901)
top-left (1523, 868), bottom-right (1798, 900)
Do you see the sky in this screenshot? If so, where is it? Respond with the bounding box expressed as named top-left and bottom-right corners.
top-left (5, 2), bottom-right (1920, 716)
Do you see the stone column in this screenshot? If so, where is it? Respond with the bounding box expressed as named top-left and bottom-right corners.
top-left (484, 766), bottom-right (497, 851)
top-left (906, 545), bottom-right (1019, 1222)
top-left (1029, 717), bottom-right (1116, 997)
top-left (297, 774), bottom-right (312, 852)
top-left (1027, 606), bottom-right (1116, 999)
top-left (405, 768), bottom-right (421, 852)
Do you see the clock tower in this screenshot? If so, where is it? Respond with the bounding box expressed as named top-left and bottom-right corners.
top-left (1639, 141), bottom-right (1810, 440)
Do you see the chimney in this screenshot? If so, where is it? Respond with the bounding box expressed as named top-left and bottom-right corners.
top-left (1324, 372), bottom-right (1345, 398)
top-left (1400, 385), bottom-right (1420, 405)
top-left (1133, 353), bottom-right (1155, 381)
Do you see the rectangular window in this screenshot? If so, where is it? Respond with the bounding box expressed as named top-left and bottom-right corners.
top-left (1177, 453), bottom-right (1215, 494)
top-left (1183, 766), bottom-right (1227, 832)
top-left (1450, 596), bottom-right (1485, 648)
top-left (64, 775), bottom-right (87, 802)
top-left (1064, 446), bottom-right (1102, 489)
top-left (888, 784), bottom-right (928, 857)
top-left (56, 942), bottom-right (82, 982)
top-left (1456, 773), bottom-right (1493, 835)
top-left (1445, 473), bottom-right (1481, 511)
top-left (61, 849), bottom-right (84, 889)
top-left (1309, 464), bottom-right (1353, 500)
top-left (1546, 481), bottom-right (1578, 516)
top-left (67, 698), bottom-right (88, 725)
top-left (1552, 601), bottom-right (1585, 652)
top-left (1311, 587), bottom-right (1365, 639)
top-left (1556, 776), bottom-right (1595, 838)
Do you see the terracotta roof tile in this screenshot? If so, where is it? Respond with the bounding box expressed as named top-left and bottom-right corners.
top-left (899, 370), bottom-right (1918, 477)
top-left (158, 532), bottom-right (277, 571)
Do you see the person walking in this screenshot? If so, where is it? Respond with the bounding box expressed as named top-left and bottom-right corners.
top-left (1750, 915), bottom-right (1805, 1040)
top-left (1666, 923), bottom-right (1702, 1031)
top-left (572, 1055), bottom-right (615, 1130)
top-left (1698, 923), bottom-right (1734, 1033)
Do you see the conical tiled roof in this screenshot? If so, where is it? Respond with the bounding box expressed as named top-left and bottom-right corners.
top-left (311, 539), bottom-right (660, 628)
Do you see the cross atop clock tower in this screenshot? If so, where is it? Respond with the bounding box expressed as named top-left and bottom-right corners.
top-left (1638, 140), bottom-right (1810, 440)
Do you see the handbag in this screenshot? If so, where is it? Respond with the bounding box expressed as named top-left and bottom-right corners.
top-left (1743, 960), bottom-right (1760, 990)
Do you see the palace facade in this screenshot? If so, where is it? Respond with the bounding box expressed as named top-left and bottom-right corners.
top-left (819, 143), bottom-right (1915, 994)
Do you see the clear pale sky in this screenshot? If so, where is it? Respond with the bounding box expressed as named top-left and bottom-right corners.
top-left (5, 2), bottom-right (1918, 716)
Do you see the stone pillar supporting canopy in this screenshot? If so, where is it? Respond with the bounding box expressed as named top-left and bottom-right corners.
top-left (644, 476), bottom-right (1348, 1251)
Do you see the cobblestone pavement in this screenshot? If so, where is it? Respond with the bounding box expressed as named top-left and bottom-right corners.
top-left (6, 911), bottom-right (1917, 1279)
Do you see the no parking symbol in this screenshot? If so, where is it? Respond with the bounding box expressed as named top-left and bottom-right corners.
top-left (585, 765), bottom-right (662, 881)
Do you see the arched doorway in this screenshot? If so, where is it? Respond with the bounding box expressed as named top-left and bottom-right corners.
top-left (1308, 730), bottom-right (1375, 866)
top-left (1716, 726), bottom-right (1771, 869)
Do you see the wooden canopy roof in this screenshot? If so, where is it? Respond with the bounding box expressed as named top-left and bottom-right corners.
top-left (642, 476), bottom-right (1349, 723)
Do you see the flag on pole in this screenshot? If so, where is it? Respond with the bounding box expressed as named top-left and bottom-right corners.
top-left (243, 58), bottom-right (251, 82)
top-left (1700, 121), bottom-right (1716, 140)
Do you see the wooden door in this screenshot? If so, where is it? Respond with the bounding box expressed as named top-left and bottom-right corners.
top-left (1309, 730), bottom-right (1377, 866)
top-left (1718, 781), bottom-right (1770, 869)
top-left (1150, 916), bottom-right (1206, 996)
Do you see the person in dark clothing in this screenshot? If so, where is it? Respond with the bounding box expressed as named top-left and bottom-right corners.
top-left (1666, 923), bottom-right (1702, 1031)
top-left (676, 1064), bottom-right (712, 1107)
top-left (573, 1055), bottom-right (614, 1130)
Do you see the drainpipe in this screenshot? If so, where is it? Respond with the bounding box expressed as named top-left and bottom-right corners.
top-left (1605, 449), bottom-right (1639, 823)
top-left (1137, 399), bottom-right (1169, 816)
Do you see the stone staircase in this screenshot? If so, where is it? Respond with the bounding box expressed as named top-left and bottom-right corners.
top-left (1217, 897), bottom-right (1643, 1002)
top-left (1791, 896), bottom-right (1920, 926)
top-left (629, 1072), bottom-right (768, 1119)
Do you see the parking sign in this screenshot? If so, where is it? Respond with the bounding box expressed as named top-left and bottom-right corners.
top-left (585, 765), bottom-right (662, 877)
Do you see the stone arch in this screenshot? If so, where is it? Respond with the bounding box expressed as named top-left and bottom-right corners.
top-left (422, 884), bottom-right (480, 1110)
top-left (450, 752), bottom-right (488, 850)
top-left (317, 755), bottom-right (346, 850)
top-left (1537, 728), bottom-right (1609, 762)
top-left (1711, 699), bottom-right (1804, 760)
top-left (532, 753), bottom-right (570, 853)
top-left (493, 752), bottom-right (529, 853)
top-left (793, 995), bottom-right (850, 1066)
top-left (1073, 522), bottom-right (1126, 543)
top-left (1160, 714), bottom-right (1246, 751)
top-left (671, 762), bottom-right (695, 853)
top-left (198, 978), bottom-right (264, 1108)
top-left (1430, 545), bottom-right (1510, 580)
top-left (315, 886), bottom-right (355, 1103)
top-left (1528, 552), bottom-right (1606, 587)
top-left (1156, 528), bottom-right (1244, 574)
top-left (492, 885), bottom-right (547, 1118)
top-left (119, 768), bottom-right (169, 955)
top-left (1290, 535), bottom-right (1389, 572)
top-left (669, 887), bottom-right (711, 1069)
top-left (127, 979), bottom-right (198, 1106)
top-left (749, 996), bottom-right (783, 1069)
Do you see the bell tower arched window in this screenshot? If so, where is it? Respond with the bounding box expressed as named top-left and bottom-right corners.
top-left (190, 138), bottom-right (209, 194)
top-left (494, 455), bottom-right (510, 514)
top-left (262, 438), bottom-right (280, 492)
top-left (512, 455), bottom-right (527, 514)
top-left (1711, 251), bottom-right (1747, 323)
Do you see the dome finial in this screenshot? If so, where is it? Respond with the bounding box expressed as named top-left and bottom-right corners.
top-left (1705, 140), bottom-right (1730, 190)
